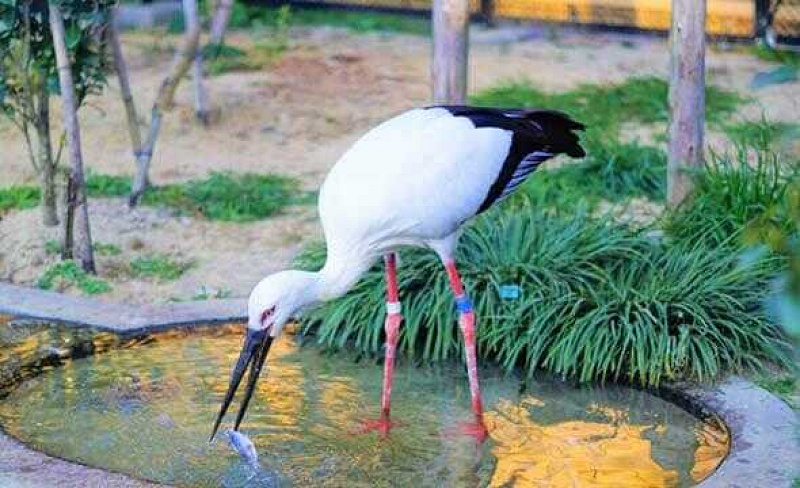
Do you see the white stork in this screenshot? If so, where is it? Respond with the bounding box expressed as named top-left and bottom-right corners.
top-left (210, 106), bottom-right (585, 442)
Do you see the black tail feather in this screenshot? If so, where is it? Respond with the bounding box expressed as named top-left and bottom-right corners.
top-left (432, 105), bottom-right (586, 159)
top-left (518, 110), bottom-right (586, 158)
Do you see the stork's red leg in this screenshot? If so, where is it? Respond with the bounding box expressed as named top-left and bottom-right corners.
top-left (358, 253), bottom-right (402, 436)
top-left (445, 260), bottom-right (488, 443)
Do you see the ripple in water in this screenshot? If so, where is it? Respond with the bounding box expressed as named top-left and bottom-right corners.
top-left (0, 323), bottom-right (728, 487)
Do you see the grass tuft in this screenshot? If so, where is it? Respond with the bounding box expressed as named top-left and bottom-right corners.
top-left (226, 3), bottom-right (429, 35)
top-left (37, 261), bottom-right (111, 295)
top-left (724, 118), bottom-right (800, 151)
top-left (665, 148), bottom-right (797, 247)
top-left (130, 254), bottom-right (192, 282)
top-left (0, 185), bottom-right (40, 213)
top-left (44, 239), bottom-right (120, 257)
top-left (86, 173), bottom-right (132, 197)
top-left (141, 172), bottom-right (301, 221)
top-left (202, 20), bottom-right (289, 76)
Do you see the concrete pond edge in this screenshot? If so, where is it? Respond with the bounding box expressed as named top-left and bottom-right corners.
top-left (1, 282), bottom-right (798, 487)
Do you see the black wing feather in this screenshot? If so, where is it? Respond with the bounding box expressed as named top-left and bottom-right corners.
top-left (429, 106), bottom-right (585, 213)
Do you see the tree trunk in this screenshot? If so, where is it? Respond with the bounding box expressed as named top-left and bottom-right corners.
top-left (183, 0), bottom-right (210, 125)
top-left (49, 2), bottom-right (96, 274)
top-left (108, 10), bottom-right (143, 163)
top-left (432, 0), bottom-right (470, 104)
top-left (61, 175), bottom-right (76, 260)
top-left (209, 0), bottom-right (234, 46)
top-left (32, 84), bottom-right (58, 226)
top-left (129, 9), bottom-right (201, 207)
top-left (668, 0), bottom-right (707, 208)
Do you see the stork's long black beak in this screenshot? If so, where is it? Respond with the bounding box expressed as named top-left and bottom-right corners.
top-left (209, 328), bottom-right (274, 441)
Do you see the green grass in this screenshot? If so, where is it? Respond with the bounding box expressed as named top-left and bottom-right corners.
top-left (142, 172), bottom-right (301, 222)
top-left (289, 7), bottom-right (429, 35)
top-left (86, 173), bottom-right (131, 197)
top-left (37, 261), bottom-right (111, 295)
top-left (130, 254), bottom-right (192, 282)
top-left (44, 240), bottom-right (61, 256)
top-left (470, 77), bottom-right (742, 140)
top-left (664, 148), bottom-right (797, 247)
top-left (44, 239), bottom-right (120, 257)
top-left (4, 172), bottom-right (302, 221)
top-left (751, 44), bottom-right (800, 67)
top-left (724, 119), bottom-right (800, 151)
top-left (296, 203), bottom-right (792, 386)
top-left (226, 3), bottom-right (430, 35)
top-left (756, 373), bottom-right (800, 408)
top-left (192, 286), bottom-right (233, 300)
top-left (202, 6), bottom-right (291, 75)
top-left (95, 242), bottom-right (122, 256)
top-left (0, 185), bottom-right (40, 213)
top-left (202, 44), bottom-right (275, 76)
top-left (53, 171), bottom-right (302, 222)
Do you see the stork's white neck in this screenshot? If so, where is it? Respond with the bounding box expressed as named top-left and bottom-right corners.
top-left (315, 252), bottom-right (375, 302)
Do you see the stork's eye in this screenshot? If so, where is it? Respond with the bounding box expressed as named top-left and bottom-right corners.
top-left (260, 306), bottom-right (276, 323)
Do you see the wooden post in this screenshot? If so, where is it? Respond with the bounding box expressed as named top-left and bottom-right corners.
top-left (183, 0), bottom-right (210, 125)
top-left (49, 2), bottom-right (96, 273)
top-left (108, 11), bottom-right (143, 165)
top-left (129, 7), bottom-right (201, 207)
top-left (432, 0), bottom-right (470, 104)
top-left (667, 0), bottom-right (707, 207)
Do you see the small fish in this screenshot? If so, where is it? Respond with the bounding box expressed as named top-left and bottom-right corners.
top-left (225, 429), bottom-right (259, 468)
top-left (156, 412), bottom-right (175, 430)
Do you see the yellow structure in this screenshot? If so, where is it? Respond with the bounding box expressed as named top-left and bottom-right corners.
top-left (493, 0), bottom-right (756, 36)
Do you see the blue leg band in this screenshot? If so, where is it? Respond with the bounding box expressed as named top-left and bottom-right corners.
top-left (455, 295), bottom-right (473, 314)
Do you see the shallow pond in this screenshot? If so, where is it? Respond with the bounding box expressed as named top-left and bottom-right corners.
top-left (0, 320), bottom-right (728, 487)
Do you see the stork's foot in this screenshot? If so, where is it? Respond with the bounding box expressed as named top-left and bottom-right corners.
top-left (354, 416), bottom-right (402, 437)
top-left (445, 418), bottom-right (489, 443)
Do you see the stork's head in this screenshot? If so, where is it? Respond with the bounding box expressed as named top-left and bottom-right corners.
top-left (210, 270), bottom-right (319, 440)
top-left (247, 270), bottom-right (319, 336)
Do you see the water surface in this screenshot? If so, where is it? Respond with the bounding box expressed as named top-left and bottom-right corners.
top-left (0, 321), bottom-right (728, 487)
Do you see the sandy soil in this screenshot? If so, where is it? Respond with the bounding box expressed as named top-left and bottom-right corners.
top-left (0, 24), bottom-right (798, 304)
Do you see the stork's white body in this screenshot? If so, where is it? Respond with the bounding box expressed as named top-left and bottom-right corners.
top-left (317, 108), bottom-right (512, 298)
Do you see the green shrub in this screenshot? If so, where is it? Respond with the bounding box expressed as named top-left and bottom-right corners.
top-left (225, 3), bottom-right (429, 35)
top-left (37, 261), bottom-right (111, 295)
top-left (72, 171), bottom-right (302, 222)
top-left (665, 148), bottom-right (797, 247)
top-left (536, 241), bottom-right (789, 384)
top-left (724, 118), bottom-right (800, 151)
top-left (44, 239), bottom-right (120, 257)
top-left (751, 44), bottom-right (800, 67)
top-left (202, 42), bottom-right (285, 76)
top-left (130, 254), bottom-right (192, 282)
top-left (289, 7), bottom-right (429, 35)
top-left (0, 185), bottom-right (40, 213)
top-left (95, 242), bottom-right (122, 256)
top-left (145, 172), bottom-right (300, 222)
top-left (296, 204), bottom-right (791, 385)
top-left (86, 173), bottom-right (132, 197)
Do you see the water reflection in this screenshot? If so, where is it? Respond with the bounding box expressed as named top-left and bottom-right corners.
top-left (0, 321), bottom-right (728, 487)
